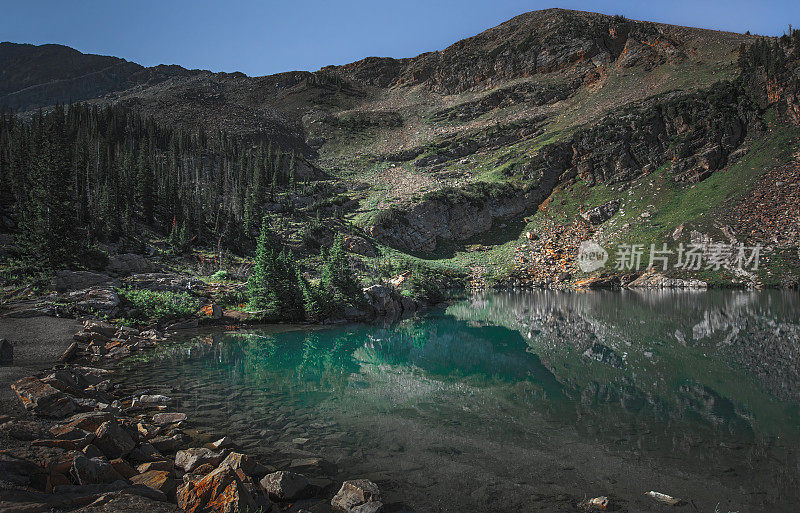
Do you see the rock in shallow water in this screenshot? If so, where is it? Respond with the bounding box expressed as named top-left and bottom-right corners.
top-left (260, 470), bottom-right (311, 501)
top-left (175, 448), bottom-right (222, 472)
top-left (152, 412), bottom-right (187, 425)
top-left (331, 479), bottom-right (382, 513)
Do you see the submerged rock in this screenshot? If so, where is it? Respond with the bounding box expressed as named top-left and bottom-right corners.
top-left (260, 470), bottom-right (311, 501)
top-left (152, 412), bottom-right (187, 425)
top-left (175, 448), bottom-right (222, 473)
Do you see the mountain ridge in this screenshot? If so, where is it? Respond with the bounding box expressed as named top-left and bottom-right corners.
top-left (1, 8), bottom-right (798, 288)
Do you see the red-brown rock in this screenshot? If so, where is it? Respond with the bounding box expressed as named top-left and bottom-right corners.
top-left (11, 377), bottom-right (75, 418)
top-left (177, 465), bottom-right (256, 513)
top-left (131, 470), bottom-right (177, 497)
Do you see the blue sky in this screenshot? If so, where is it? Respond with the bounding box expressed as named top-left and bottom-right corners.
top-left (1, 0), bottom-right (798, 76)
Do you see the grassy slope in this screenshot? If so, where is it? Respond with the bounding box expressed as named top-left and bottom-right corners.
top-left (306, 26), bottom-right (761, 283)
top-left (523, 110), bottom-right (800, 284)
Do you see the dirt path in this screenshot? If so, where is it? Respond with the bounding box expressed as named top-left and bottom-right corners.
top-left (0, 315), bottom-right (82, 415)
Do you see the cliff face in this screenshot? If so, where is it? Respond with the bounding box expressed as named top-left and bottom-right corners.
top-left (331, 9), bottom-right (689, 94)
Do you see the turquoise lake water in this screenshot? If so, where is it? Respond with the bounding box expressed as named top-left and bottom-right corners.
top-left (120, 290), bottom-right (800, 512)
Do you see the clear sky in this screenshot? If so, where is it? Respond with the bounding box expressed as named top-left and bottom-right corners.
top-left (1, 0), bottom-right (798, 77)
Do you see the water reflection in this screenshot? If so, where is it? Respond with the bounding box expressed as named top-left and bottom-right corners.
top-left (119, 290), bottom-right (800, 513)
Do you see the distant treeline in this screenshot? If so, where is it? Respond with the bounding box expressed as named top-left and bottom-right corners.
top-left (738, 26), bottom-right (800, 77)
top-left (0, 103), bottom-right (302, 270)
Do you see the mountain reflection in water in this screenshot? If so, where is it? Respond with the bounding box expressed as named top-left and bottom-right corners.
top-left (119, 290), bottom-right (800, 513)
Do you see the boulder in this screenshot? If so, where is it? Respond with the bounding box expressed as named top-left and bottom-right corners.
top-left (343, 235), bottom-right (377, 257)
top-left (11, 377), bottom-right (76, 418)
top-left (71, 287), bottom-right (120, 311)
top-left (131, 470), bottom-right (177, 498)
top-left (70, 454), bottom-right (99, 485)
top-left (50, 425), bottom-right (95, 448)
top-left (0, 452), bottom-right (39, 486)
top-left (260, 471), bottom-right (311, 501)
top-left (331, 479), bottom-right (382, 513)
top-left (218, 452), bottom-right (255, 475)
top-left (52, 480), bottom-right (167, 502)
top-left (201, 303), bottom-right (224, 319)
top-left (362, 285), bottom-right (402, 319)
top-left (107, 253), bottom-right (153, 276)
top-left (175, 448), bottom-right (222, 473)
top-left (94, 457), bottom-right (125, 484)
top-left (94, 421), bottom-right (136, 459)
top-left (177, 465), bottom-right (256, 513)
top-left (288, 457), bottom-right (335, 475)
top-left (64, 411), bottom-right (115, 432)
top-left (84, 320), bottom-right (118, 338)
top-left (211, 436), bottom-right (235, 450)
top-left (134, 394), bottom-right (172, 407)
top-left (149, 435), bottom-right (182, 453)
top-left (31, 438), bottom-right (81, 450)
top-left (137, 422), bottom-right (160, 439)
top-left (52, 270), bottom-right (117, 292)
top-left (84, 444), bottom-right (105, 459)
top-left (581, 199), bottom-right (620, 225)
top-left (0, 338), bottom-right (13, 364)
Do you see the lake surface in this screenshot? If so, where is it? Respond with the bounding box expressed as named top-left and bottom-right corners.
top-left (118, 290), bottom-right (800, 512)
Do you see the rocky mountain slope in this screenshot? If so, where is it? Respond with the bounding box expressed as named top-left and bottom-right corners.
top-left (2, 8), bottom-right (798, 287)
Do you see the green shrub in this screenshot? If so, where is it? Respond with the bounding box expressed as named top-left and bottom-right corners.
top-left (117, 287), bottom-right (200, 321)
top-left (209, 270), bottom-right (229, 282)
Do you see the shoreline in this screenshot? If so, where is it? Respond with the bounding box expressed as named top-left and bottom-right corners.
top-left (1, 318), bottom-right (387, 512)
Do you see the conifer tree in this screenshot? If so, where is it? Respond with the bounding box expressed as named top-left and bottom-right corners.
top-left (247, 215), bottom-right (278, 314)
top-left (320, 233), bottom-right (361, 304)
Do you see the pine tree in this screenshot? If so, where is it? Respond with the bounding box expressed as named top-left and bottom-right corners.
top-left (320, 233), bottom-right (361, 304)
top-left (247, 216), bottom-right (278, 314)
top-left (299, 271), bottom-right (328, 321)
top-left (178, 220), bottom-right (190, 252)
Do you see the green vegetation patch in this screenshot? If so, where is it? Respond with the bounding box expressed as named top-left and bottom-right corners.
top-left (117, 287), bottom-right (200, 322)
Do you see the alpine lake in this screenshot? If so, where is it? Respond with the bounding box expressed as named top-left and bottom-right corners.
top-left (115, 290), bottom-right (800, 513)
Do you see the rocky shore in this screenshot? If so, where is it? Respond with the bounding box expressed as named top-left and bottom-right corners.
top-left (0, 319), bottom-right (387, 513)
